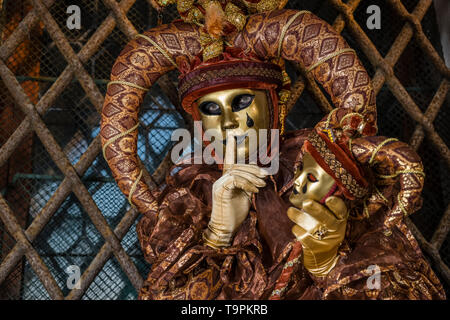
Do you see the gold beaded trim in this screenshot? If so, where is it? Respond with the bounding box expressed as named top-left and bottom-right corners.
top-left (308, 130), bottom-right (368, 198)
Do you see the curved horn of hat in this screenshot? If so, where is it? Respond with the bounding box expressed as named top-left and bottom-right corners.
top-left (100, 9), bottom-right (378, 215)
top-left (229, 9), bottom-right (377, 137)
top-left (101, 21), bottom-right (201, 216)
top-left (350, 136), bottom-right (425, 232)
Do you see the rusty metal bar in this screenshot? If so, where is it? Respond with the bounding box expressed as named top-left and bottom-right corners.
top-left (66, 206), bottom-right (140, 299)
top-left (0, 0), bottom-right (55, 60)
top-left (431, 204), bottom-right (450, 251)
top-left (409, 80), bottom-right (449, 150)
top-left (372, 0), bottom-right (432, 94)
top-left (329, 0), bottom-right (450, 169)
top-left (387, 0), bottom-right (450, 80)
top-left (0, 196), bottom-right (64, 299)
top-left (0, 0), bottom-right (138, 168)
top-left (0, 58), bottom-right (143, 291)
top-left (0, 0), bottom-right (138, 289)
top-left (31, 0), bottom-right (104, 111)
top-left (287, 0), bottom-right (361, 113)
top-left (0, 137), bottom-right (101, 285)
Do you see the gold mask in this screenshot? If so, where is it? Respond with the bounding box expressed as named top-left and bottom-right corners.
top-left (289, 152), bottom-right (336, 209)
top-left (196, 88), bottom-right (271, 161)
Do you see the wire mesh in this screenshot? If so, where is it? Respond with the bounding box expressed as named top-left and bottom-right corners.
top-left (0, 0), bottom-right (449, 299)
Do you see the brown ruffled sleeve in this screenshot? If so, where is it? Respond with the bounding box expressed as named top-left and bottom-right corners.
top-left (136, 163), bottom-right (275, 299)
top-left (314, 225), bottom-right (445, 300)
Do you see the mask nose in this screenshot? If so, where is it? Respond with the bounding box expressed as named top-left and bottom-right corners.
top-left (293, 173), bottom-right (307, 194)
top-left (221, 108), bottom-right (239, 130)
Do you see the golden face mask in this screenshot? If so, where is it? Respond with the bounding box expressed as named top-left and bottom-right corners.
top-left (289, 152), bottom-right (337, 209)
top-left (196, 88), bottom-right (271, 161)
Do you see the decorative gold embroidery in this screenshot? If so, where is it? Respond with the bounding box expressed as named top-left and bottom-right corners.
top-left (308, 130), bottom-right (368, 198)
top-left (179, 66), bottom-right (283, 97)
top-left (107, 80), bottom-right (149, 92)
top-left (277, 11), bottom-right (309, 57)
top-left (135, 34), bottom-right (178, 69)
top-left (102, 122), bottom-right (140, 160)
top-left (129, 169), bottom-right (143, 206)
top-left (369, 138), bottom-right (399, 165)
top-left (306, 48), bottom-right (356, 73)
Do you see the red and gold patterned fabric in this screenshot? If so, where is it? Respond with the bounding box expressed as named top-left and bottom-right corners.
top-left (100, 9), bottom-right (378, 216)
top-left (99, 3), bottom-right (445, 300)
top-left (137, 129), bottom-right (445, 300)
top-left (303, 129), bottom-right (369, 200)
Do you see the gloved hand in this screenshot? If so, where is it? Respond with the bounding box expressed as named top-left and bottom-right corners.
top-left (203, 164), bottom-right (269, 248)
top-left (287, 196), bottom-right (348, 277)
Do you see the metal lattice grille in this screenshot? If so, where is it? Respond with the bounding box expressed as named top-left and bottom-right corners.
top-left (0, 0), bottom-right (448, 299)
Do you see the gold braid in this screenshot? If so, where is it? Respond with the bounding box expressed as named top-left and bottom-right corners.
top-left (277, 11), bottom-right (309, 57)
top-left (102, 122), bottom-right (139, 160)
top-left (128, 169), bottom-right (143, 207)
top-left (369, 138), bottom-right (399, 165)
top-left (107, 80), bottom-right (149, 92)
top-left (135, 34), bottom-right (178, 69)
top-left (377, 169), bottom-right (425, 179)
top-left (306, 48), bottom-right (355, 73)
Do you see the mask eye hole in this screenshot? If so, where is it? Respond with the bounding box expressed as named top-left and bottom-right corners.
top-left (231, 94), bottom-right (254, 112)
top-left (307, 173), bottom-right (318, 183)
top-left (199, 101), bottom-right (221, 115)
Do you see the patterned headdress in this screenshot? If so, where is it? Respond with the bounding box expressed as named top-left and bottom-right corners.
top-left (155, 0), bottom-right (292, 132)
top-left (303, 127), bottom-right (369, 200)
top-left (100, 0), bottom-right (378, 215)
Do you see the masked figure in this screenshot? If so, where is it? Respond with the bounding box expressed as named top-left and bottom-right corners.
top-left (100, 0), bottom-right (445, 299)
top-left (267, 127), bottom-right (444, 299)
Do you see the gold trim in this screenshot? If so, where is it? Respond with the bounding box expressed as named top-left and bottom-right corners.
top-left (397, 193), bottom-right (408, 216)
top-left (348, 137), bottom-right (353, 152)
top-left (107, 80), bottom-right (149, 92)
top-left (135, 34), bottom-right (178, 69)
top-left (277, 11), bottom-right (310, 57)
top-left (363, 198), bottom-right (370, 218)
top-left (102, 122), bottom-right (139, 160)
top-left (308, 130), bottom-right (368, 198)
top-left (325, 108), bottom-right (338, 128)
top-left (339, 112), bottom-right (363, 127)
top-left (128, 169), bottom-right (143, 206)
top-left (375, 185), bottom-right (389, 203)
top-left (378, 169), bottom-right (425, 179)
top-left (306, 48), bottom-right (355, 73)
top-left (369, 138), bottom-right (398, 165)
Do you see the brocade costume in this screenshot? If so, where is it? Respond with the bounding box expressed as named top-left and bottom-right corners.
top-left (136, 129), bottom-right (445, 299)
top-left (99, 2), bottom-right (445, 300)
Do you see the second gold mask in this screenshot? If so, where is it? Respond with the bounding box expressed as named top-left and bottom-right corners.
top-left (289, 152), bottom-right (337, 209)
